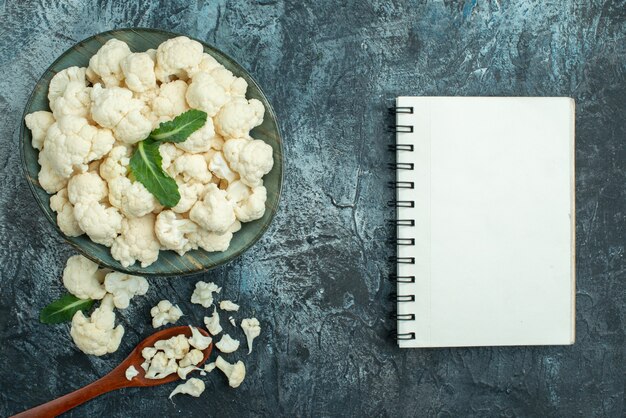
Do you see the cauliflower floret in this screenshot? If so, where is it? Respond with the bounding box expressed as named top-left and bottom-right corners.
top-left (190, 281), bottom-right (221, 308)
top-left (188, 52), bottom-right (223, 78)
top-left (226, 180), bottom-right (267, 222)
top-left (145, 351), bottom-right (178, 379)
top-left (169, 378), bottom-right (205, 398)
top-left (125, 365), bottom-right (139, 381)
top-left (103, 271), bottom-right (149, 309)
top-left (48, 66), bottom-right (87, 108)
top-left (188, 326), bottom-right (212, 350)
top-left (41, 116), bottom-right (115, 178)
top-left (49, 188), bottom-right (83, 236)
top-left (210, 67), bottom-right (248, 99)
top-left (67, 172), bottom-right (108, 205)
top-left (99, 145), bottom-right (131, 181)
top-left (70, 294), bottom-right (124, 356)
top-left (159, 142), bottom-right (184, 172)
top-left (154, 211), bottom-right (198, 255)
top-left (108, 176), bottom-right (159, 218)
top-left (142, 347), bottom-right (157, 361)
top-left (151, 80), bottom-right (189, 119)
top-left (173, 153), bottom-right (212, 184)
top-left (62, 254), bottom-right (107, 300)
top-left (25, 111), bottom-right (55, 151)
top-left (73, 201), bottom-right (123, 247)
top-left (88, 39), bottom-right (132, 87)
top-left (179, 349), bottom-right (204, 368)
top-left (120, 52), bottom-right (157, 93)
top-left (215, 356), bottom-right (246, 388)
top-left (214, 98), bottom-right (264, 139)
top-left (207, 151), bottom-right (238, 183)
top-left (111, 213), bottom-right (160, 267)
top-left (185, 72), bottom-right (229, 117)
top-left (51, 82), bottom-right (92, 120)
top-left (215, 333), bottom-right (240, 354)
top-left (154, 334), bottom-right (190, 359)
top-left (187, 223), bottom-right (238, 253)
top-left (189, 184), bottom-right (235, 233)
top-left (175, 118), bottom-right (222, 153)
top-left (220, 300), bottom-right (240, 312)
top-left (204, 362), bottom-right (217, 373)
top-left (150, 299), bottom-right (183, 328)
top-left (204, 307), bottom-right (223, 336)
top-left (241, 318), bottom-right (261, 354)
top-left (38, 152), bottom-right (69, 193)
top-left (222, 138), bottom-right (273, 187)
top-left (171, 181), bottom-right (205, 214)
top-left (154, 36), bottom-right (203, 82)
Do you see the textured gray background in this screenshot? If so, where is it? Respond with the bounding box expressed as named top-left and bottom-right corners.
top-left (0, 0), bottom-right (625, 417)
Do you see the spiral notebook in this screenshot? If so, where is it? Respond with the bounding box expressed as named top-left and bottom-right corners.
top-left (391, 96), bottom-right (576, 348)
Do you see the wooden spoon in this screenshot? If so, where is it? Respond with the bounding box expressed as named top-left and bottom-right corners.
top-left (11, 326), bottom-right (213, 418)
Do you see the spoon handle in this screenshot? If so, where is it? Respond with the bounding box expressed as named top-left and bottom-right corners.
top-left (11, 366), bottom-right (130, 418)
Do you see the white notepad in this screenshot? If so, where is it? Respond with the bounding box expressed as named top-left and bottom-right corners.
top-left (393, 97), bottom-right (575, 348)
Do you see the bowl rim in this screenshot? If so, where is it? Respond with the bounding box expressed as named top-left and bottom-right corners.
top-left (19, 27), bottom-right (284, 277)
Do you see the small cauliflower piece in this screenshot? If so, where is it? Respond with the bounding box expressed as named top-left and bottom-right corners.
top-left (215, 334), bottom-right (240, 354)
top-left (51, 82), bottom-right (92, 120)
top-left (141, 361), bottom-right (150, 372)
top-left (151, 80), bottom-right (189, 119)
top-left (177, 365), bottom-right (199, 380)
top-left (120, 52), bottom-right (157, 93)
top-left (48, 66), bottom-right (87, 108)
top-left (38, 153), bottom-right (69, 193)
top-left (108, 176), bottom-right (159, 218)
top-left (188, 228), bottom-right (233, 253)
top-left (67, 171), bottom-right (108, 205)
top-left (25, 111), bottom-right (55, 151)
top-left (189, 184), bottom-right (235, 233)
top-left (204, 307), bottom-right (223, 336)
top-left (175, 118), bottom-right (222, 153)
top-left (179, 348), bottom-right (204, 368)
top-left (171, 181), bottom-right (205, 214)
top-left (215, 356), bottom-right (246, 388)
top-left (88, 39), bottom-right (132, 87)
top-left (226, 181), bottom-right (267, 222)
top-left (62, 254), bottom-right (106, 300)
top-left (219, 300), bottom-right (240, 312)
top-left (188, 52), bottom-right (223, 78)
top-left (49, 188), bottom-right (83, 237)
top-left (150, 300), bottom-right (183, 328)
top-left (241, 318), bottom-right (261, 354)
top-left (154, 210), bottom-right (198, 255)
top-left (188, 326), bottom-right (212, 350)
top-left (154, 334), bottom-right (190, 359)
top-left (70, 294), bottom-right (124, 356)
top-left (99, 144), bottom-right (131, 181)
top-left (203, 362), bottom-right (216, 373)
top-left (154, 36), bottom-right (203, 82)
top-left (210, 67), bottom-right (248, 98)
top-left (190, 281), bottom-right (221, 308)
top-left (168, 377), bottom-right (205, 399)
top-left (111, 214), bottom-right (161, 267)
top-left (229, 316), bottom-right (236, 327)
top-left (159, 142), bottom-right (184, 173)
top-left (73, 201), bottom-right (123, 247)
top-left (214, 98), bottom-right (264, 139)
top-left (222, 138), bottom-right (273, 187)
top-left (145, 351), bottom-right (178, 379)
top-left (208, 151), bottom-right (238, 184)
top-left (142, 347), bottom-right (157, 361)
top-left (185, 72), bottom-right (229, 117)
top-left (103, 271), bottom-right (149, 309)
top-left (173, 153), bottom-right (212, 184)
top-left (125, 365), bottom-right (139, 381)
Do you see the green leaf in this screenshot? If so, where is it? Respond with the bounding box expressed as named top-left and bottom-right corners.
top-left (129, 139), bottom-right (181, 207)
top-left (40, 294), bottom-right (94, 324)
top-left (149, 109), bottom-right (208, 143)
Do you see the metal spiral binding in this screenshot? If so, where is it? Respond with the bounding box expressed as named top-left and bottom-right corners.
top-left (388, 105), bottom-right (416, 342)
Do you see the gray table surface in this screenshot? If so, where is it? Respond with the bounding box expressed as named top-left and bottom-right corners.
top-left (0, 1), bottom-right (624, 417)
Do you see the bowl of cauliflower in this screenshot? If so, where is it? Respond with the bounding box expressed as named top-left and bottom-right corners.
top-left (20, 28), bottom-right (282, 276)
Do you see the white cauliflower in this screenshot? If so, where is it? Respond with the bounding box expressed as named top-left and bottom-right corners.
top-left (62, 254), bottom-right (106, 300)
top-left (159, 142), bottom-right (184, 173)
top-left (171, 181), bottom-right (205, 214)
top-left (67, 171), bottom-right (108, 205)
top-left (188, 52), bottom-right (223, 77)
top-left (203, 362), bottom-right (217, 373)
top-left (125, 365), bottom-right (139, 381)
top-left (88, 39), bottom-right (132, 87)
top-left (152, 79), bottom-right (189, 119)
top-left (214, 98), bottom-right (263, 140)
top-left (210, 67), bottom-right (248, 98)
top-left (51, 82), bottom-right (92, 120)
top-left (154, 334), bottom-right (189, 359)
top-left (40, 116), bottom-right (115, 178)
top-left (222, 138), bottom-right (273, 187)
top-left (38, 153), bottom-right (68, 193)
top-left (241, 318), bottom-right (261, 354)
top-left (219, 300), bottom-right (240, 312)
top-left (111, 213), bottom-right (160, 267)
top-left (150, 299), bottom-right (183, 328)
top-left (215, 356), bottom-right (246, 388)
top-left (177, 365), bottom-right (199, 380)
top-left (188, 326), bottom-right (212, 350)
top-left (154, 211), bottom-right (197, 255)
top-left (207, 151), bottom-right (238, 183)
top-left (169, 378), bottom-right (205, 399)
top-left (154, 36), bottom-right (203, 82)
top-left (175, 118), bottom-right (222, 153)
top-left (215, 334), bottom-right (240, 354)
top-left (70, 294), bottom-right (124, 356)
top-left (173, 153), bottom-right (212, 184)
top-left (99, 144), bottom-right (131, 181)
top-left (185, 72), bottom-right (229, 117)
top-left (142, 347), bottom-right (157, 361)
top-left (73, 201), bottom-right (123, 247)
top-left (190, 281), bottom-right (221, 308)
top-left (145, 352), bottom-right (178, 379)
top-left (103, 271), bottom-right (149, 309)
top-left (108, 176), bottom-right (159, 218)
top-left (49, 188), bottom-right (83, 237)
top-left (189, 183), bottom-right (235, 233)
top-left (120, 52), bottom-right (157, 93)
top-left (226, 180), bottom-right (267, 222)
top-left (25, 111), bottom-right (55, 150)
top-left (204, 307), bottom-right (223, 336)
top-left (48, 66), bottom-right (87, 108)
top-left (179, 348), bottom-right (204, 368)
top-left (188, 227), bottom-right (234, 253)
